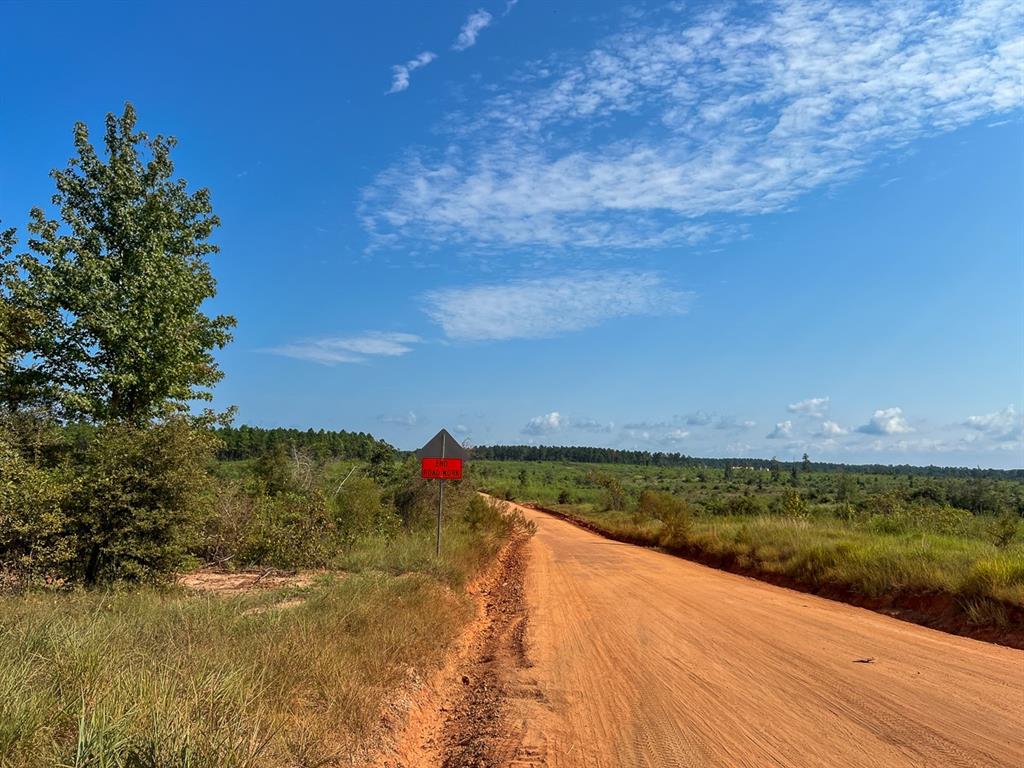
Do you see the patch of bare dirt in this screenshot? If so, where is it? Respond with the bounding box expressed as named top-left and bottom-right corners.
top-left (177, 568), bottom-right (324, 595)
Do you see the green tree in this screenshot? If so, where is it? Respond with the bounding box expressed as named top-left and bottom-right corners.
top-left (801, 452), bottom-right (811, 473)
top-left (5, 104), bottom-right (235, 425)
top-left (1, 223), bottom-right (47, 412)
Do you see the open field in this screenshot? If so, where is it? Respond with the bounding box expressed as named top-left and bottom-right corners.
top-left (474, 459), bottom-right (1024, 639)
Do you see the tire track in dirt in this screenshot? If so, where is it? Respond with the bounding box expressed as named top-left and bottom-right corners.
top-left (435, 528), bottom-right (534, 768)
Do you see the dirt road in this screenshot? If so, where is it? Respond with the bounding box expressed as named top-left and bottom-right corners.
top-left (485, 501), bottom-right (1024, 768)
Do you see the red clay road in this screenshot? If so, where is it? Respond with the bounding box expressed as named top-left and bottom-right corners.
top-left (500, 501), bottom-right (1024, 767)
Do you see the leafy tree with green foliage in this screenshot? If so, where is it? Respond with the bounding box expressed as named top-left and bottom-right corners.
top-left (0, 105), bottom-right (236, 584)
top-left (3, 103), bottom-right (235, 425)
top-left (802, 452), bottom-right (811, 473)
top-left (365, 440), bottom-right (398, 486)
top-left (1, 224), bottom-right (48, 412)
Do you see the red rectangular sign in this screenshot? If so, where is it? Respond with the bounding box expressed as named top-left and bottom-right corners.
top-left (421, 458), bottom-right (463, 479)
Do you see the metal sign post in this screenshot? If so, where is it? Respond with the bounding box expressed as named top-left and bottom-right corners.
top-left (436, 474), bottom-right (443, 557)
top-left (416, 429), bottom-right (468, 557)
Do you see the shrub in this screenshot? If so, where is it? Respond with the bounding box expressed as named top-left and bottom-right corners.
top-left (241, 489), bottom-right (334, 568)
top-left (0, 436), bottom-right (73, 582)
top-left (557, 489), bottom-right (572, 504)
top-left (637, 490), bottom-right (692, 549)
top-left (67, 419), bottom-right (219, 583)
top-left (596, 473), bottom-right (627, 511)
top-left (463, 495), bottom-right (490, 531)
top-left (987, 513), bottom-right (1019, 549)
top-left (333, 475), bottom-right (397, 543)
top-left (723, 495), bottom-right (762, 517)
top-left (2, 419), bottom-right (219, 584)
top-left (779, 488), bottom-right (809, 519)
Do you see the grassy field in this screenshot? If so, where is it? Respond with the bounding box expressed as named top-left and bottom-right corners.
top-left (475, 459), bottom-right (1024, 628)
top-left (0, 460), bottom-right (516, 768)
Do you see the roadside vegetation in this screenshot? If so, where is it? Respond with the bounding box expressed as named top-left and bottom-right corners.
top-left (1, 453), bottom-right (516, 767)
top-left (0, 105), bottom-right (521, 767)
top-left (477, 458), bottom-right (1024, 629)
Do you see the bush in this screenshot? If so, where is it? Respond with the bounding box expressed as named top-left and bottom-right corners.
top-left (333, 475), bottom-right (397, 543)
top-left (2, 418), bottom-right (218, 585)
top-left (987, 513), bottom-right (1019, 549)
top-left (778, 488), bottom-right (809, 519)
top-left (463, 495), bottom-right (490, 531)
top-left (0, 436), bottom-right (73, 582)
top-left (637, 490), bottom-right (692, 549)
top-left (68, 420), bottom-right (219, 583)
top-left (596, 473), bottom-right (627, 511)
top-left (722, 495), bottom-right (762, 517)
top-left (241, 490), bottom-right (334, 568)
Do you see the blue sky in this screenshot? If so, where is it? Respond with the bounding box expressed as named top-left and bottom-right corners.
top-left (2, 0), bottom-right (1022, 467)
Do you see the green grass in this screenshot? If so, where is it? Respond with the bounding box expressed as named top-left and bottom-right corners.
top-left (0, 504), bottom-right (518, 768)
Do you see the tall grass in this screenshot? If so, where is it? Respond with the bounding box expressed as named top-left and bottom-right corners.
top-left (0, 575), bottom-right (465, 768)
top-left (543, 503), bottom-right (1024, 622)
top-left (0, 497), bottom-right (520, 768)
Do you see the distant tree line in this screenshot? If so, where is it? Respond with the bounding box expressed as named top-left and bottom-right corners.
top-left (470, 444), bottom-right (1023, 479)
top-left (216, 425), bottom-right (394, 461)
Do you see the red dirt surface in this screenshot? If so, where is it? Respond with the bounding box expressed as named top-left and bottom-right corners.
top-left (383, 500), bottom-right (1024, 767)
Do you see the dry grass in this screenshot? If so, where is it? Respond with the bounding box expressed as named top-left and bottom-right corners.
top-left (549, 505), bottom-right (1024, 623)
top-left (0, 504), bottom-right (520, 768)
top-left (0, 574), bottom-right (465, 768)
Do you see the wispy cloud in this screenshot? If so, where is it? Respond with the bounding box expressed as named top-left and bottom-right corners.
top-left (364, 0), bottom-right (1023, 250)
top-left (387, 51), bottom-right (437, 94)
top-left (788, 396), bottom-right (830, 417)
top-left (503, 0), bottom-right (519, 17)
top-left (270, 332), bottom-right (421, 365)
top-left (423, 270), bottom-right (692, 341)
top-left (379, 411), bottom-right (419, 427)
top-left (856, 407), bottom-right (913, 435)
top-left (766, 420), bottom-right (793, 439)
top-left (453, 9), bottom-right (493, 51)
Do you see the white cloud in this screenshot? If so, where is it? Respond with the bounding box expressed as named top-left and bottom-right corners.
top-left (788, 396), bottom-right (830, 417)
top-left (379, 411), bottom-right (419, 427)
top-left (387, 51), bottom-right (437, 94)
top-left (503, 0), bottom-right (519, 17)
top-left (453, 9), bottom-right (493, 51)
top-left (523, 411), bottom-right (564, 435)
top-left (820, 420), bottom-right (847, 436)
top-left (964, 405), bottom-right (1022, 441)
top-left (270, 332), bottom-right (420, 365)
top-left (364, 0), bottom-right (1023, 250)
top-left (766, 420), bottom-right (793, 439)
top-left (423, 270), bottom-right (692, 341)
top-left (857, 407), bottom-right (913, 435)
top-left (522, 411), bottom-right (614, 436)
